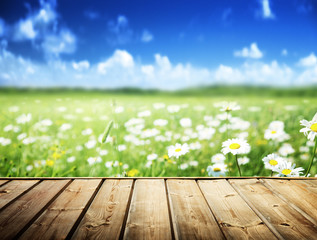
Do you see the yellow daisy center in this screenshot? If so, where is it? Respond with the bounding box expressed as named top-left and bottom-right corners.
top-left (175, 148), bottom-right (182, 152)
top-left (213, 167), bottom-right (221, 172)
top-left (229, 143), bottom-right (240, 149)
top-left (282, 169), bottom-right (291, 175)
top-left (271, 130), bottom-right (276, 134)
top-left (269, 160), bottom-right (278, 166)
top-left (311, 123), bottom-right (317, 132)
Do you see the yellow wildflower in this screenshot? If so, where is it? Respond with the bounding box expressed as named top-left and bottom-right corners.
top-left (127, 169), bottom-right (139, 177)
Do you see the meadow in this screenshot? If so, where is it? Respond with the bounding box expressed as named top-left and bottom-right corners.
top-left (0, 88), bottom-right (316, 177)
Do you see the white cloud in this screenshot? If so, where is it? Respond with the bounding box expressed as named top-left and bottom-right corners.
top-left (297, 66), bottom-right (317, 85)
top-left (141, 30), bottom-right (154, 43)
top-left (107, 15), bottom-right (133, 45)
top-left (0, 46), bottom-right (315, 89)
top-left (234, 43), bottom-right (263, 59)
top-left (35, 1), bottom-right (57, 24)
top-left (41, 29), bottom-right (77, 57)
top-left (214, 61), bottom-right (293, 86)
top-left (155, 54), bottom-right (172, 71)
top-left (298, 53), bottom-right (317, 67)
top-left (97, 50), bottom-right (134, 74)
top-left (260, 0), bottom-right (275, 19)
top-left (141, 65), bottom-right (154, 78)
top-left (8, 0), bottom-right (76, 58)
top-left (214, 65), bottom-right (243, 84)
top-left (281, 49), bottom-right (288, 56)
top-left (297, 53), bottom-right (317, 84)
top-left (72, 60), bottom-right (90, 71)
top-left (15, 19), bottom-right (38, 40)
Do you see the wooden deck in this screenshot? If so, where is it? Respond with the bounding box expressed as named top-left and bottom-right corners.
top-left (0, 177), bottom-right (316, 239)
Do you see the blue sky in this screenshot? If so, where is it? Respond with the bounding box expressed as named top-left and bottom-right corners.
top-left (0, 0), bottom-right (316, 89)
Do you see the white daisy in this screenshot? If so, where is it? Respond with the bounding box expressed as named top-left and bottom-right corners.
top-left (99, 149), bottom-right (109, 156)
top-left (67, 156), bottom-right (76, 163)
top-left (300, 112), bottom-right (317, 141)
top-left (211, 153), bottom-right (226, 164)
top-left (206, 163), bottom-right (228, 177)
top-left (153, 103), bottom-right (165, 109)
top-left (238, 156), bottom-right (250, 165)
top-left (16, 113), bottom-right (32, 124)
top-left (87, 156), bottom-right (102, 165)
top-left (278, 143), bottom-right (295, 156)
top-left (273, 161), bottom-right (304, 177)
top-left (220, 102), bottom-right (241, 112)
top-left (221, 138), bottom-right (251, 155)
top-left (60, 123), bottom-right (72, 131)
top-left (138, 110), bottom-right (151, 117)
top-left (180, 118), bottom-right (192, 128)
top-left (167, 143), bottom-right (189, 159)
top-left (147, 153), bottom-right (158, 161)
top-left (114, 106), bottom-right (124, 113)
top-left (264, 120), bottom-right (289, 142)
top-left (117, 144), bottom-right (127, 151)
top-left (189, 141), bottom-right (202, 150)
top-left (189, 160), bottom-right (199, 167)
top-left (180, 163), bottom-right (189, 170)
top-left (0, 137), bottom-right (12, 146)
top-left (167, 105), bottom-right (180, 113)
top-left (81, 128), bottom-right (93, 136)
top-left (262, 153), bottom-right (284, 170)
top-left (85, 139), bottom-right (97, 149)
top-left (153, 119), bottom-right (168, 126)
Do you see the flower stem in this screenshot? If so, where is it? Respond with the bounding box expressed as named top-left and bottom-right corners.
top-left (235, 154), bottom-right (242, 177)
top-left (177, 157), bottom-right (180, 177)
top-left (305, 138), bottom-right (317, 177)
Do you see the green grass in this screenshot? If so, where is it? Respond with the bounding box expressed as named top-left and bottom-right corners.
top-left (0, 88), bottom-right (316, 177)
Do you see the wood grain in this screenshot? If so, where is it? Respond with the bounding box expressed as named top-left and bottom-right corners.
top-left (19, 179), bottom-right (100, 240)
top-left (0, 180), bottom-right (39, 209)
top-left (230, 179), bottom-right (317, 240)
top-left (0, 180), bottom-right (70, 240)
top-left (0, 180), bottom-right (8, 187)
top-left (198, 179), bottom-right (278, 239)
top-left (262, 179), bottom-right (317, 224)
top-left (123, 179), bottom-right (172, 240)
top-left (71, 179), bottom-right (133, 240)
top-left (292, 179), bottom-right (317, 195)
top-left (167, 180), bottom-right (225, 240)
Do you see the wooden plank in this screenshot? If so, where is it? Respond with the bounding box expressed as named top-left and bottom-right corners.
top-left (198, 179), bottom-right (278, 240)
top-left (0, 180), bottom-right (70, 240)
top-left (262, 179), bottom-right (317, 224)
top-left (19, 179), bottom-right (101, 240)
top-left (0, 180), bottom-right (39, 209)
top-left (167, 180), bottom-right (225, 240)
top-left (0, 180), bottom-right (9, 187)
top-left (292, 180), bottom-right (317, 195)
top-left (123, 179), bottom-right (172, 240)
top-left (71, 179), bottom-right (133, 240)
top-left (230, 179), bottom-right (317, 240)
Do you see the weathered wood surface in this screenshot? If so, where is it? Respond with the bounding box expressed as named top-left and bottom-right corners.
top-left (0, 180), bottom-right (39, 209)
top-left (230, 179), bottom-right (317, 240)
top-left (198, 179), bottom-right (277, 240)
top-left (19, 179), bottom-right (101, 240)
top-left (167, 180), bottom-right (225, 240)
top-left (124, 179), bottom-right (172, 240)
top-left (0, 178), bottom-right (316, 240)
top-left (72, 179), bottom-right (133, 240)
